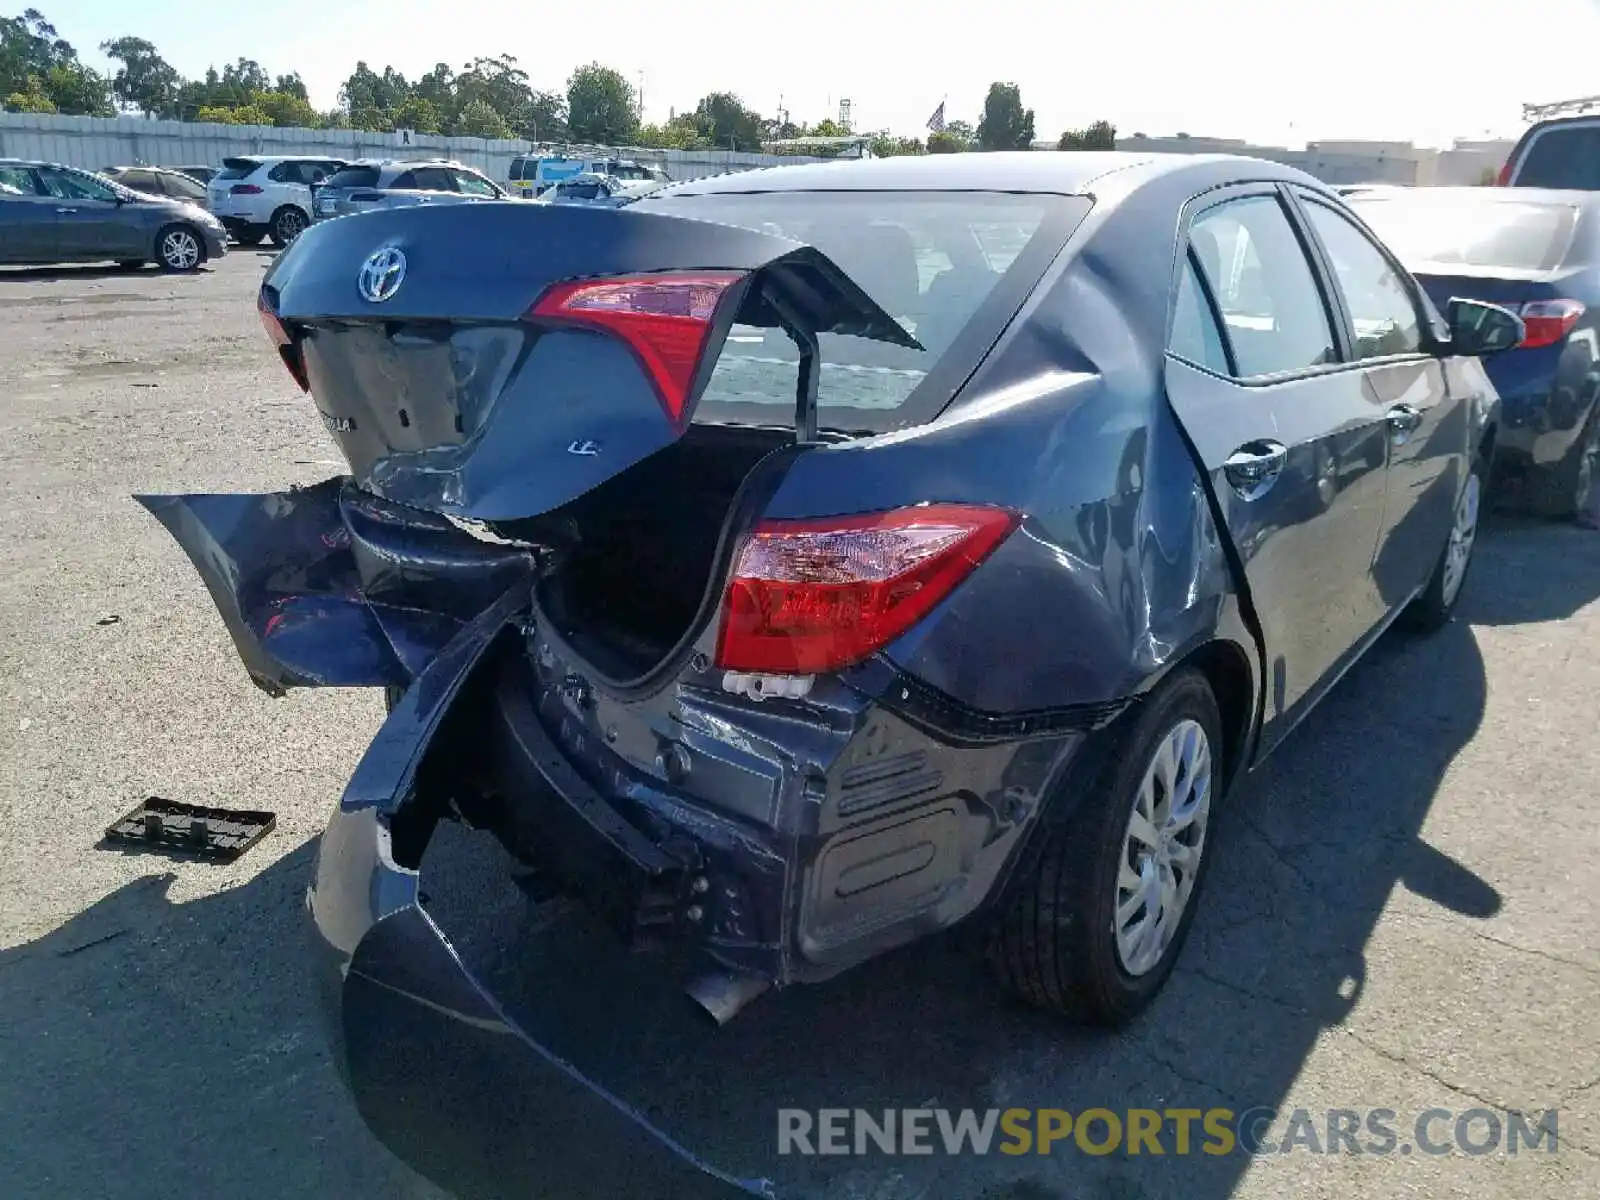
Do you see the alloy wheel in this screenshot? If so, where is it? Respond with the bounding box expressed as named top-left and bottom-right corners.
top-left (1440, 472), bottom-right (1481, 606)
top-left (160, 229), bottom-right (200, 271)
top-left (276, 209), bottom-right (306, 243)
top-left (1113, 717), bottom-right (1213, 977)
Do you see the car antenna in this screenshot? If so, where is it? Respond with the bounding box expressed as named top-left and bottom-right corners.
top-left (759, 281), bottom-right (821, 445)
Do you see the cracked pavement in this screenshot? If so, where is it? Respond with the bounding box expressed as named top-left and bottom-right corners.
top-left (1, 253), bottom-right (1597, 1199)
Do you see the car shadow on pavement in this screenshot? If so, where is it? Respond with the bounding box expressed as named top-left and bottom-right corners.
top-left (0, 540), bottom-right (1527, 1200)
top-left (1461, 512), bottom-right (1600, 624)
top-left (385, 591), bottom-right (1501, 1198)
top-left (0, 264), bottom-right (219, 282)
top-left (0, 847), bottom-right (445, 1200)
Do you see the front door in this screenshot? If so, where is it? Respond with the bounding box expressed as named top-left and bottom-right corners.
top-left (1164, 186), bottom-right (1394, 754)
top-left (34, 167), bottom-right (142, 261)
top-left (1291, 192), bottom-right (1465, 607)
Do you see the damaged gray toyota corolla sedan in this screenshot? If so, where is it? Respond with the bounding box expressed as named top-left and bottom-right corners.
top-left (139, 152), bottom-right (1520, 1196)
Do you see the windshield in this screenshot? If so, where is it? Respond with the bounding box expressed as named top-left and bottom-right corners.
top-left (215, 158), bottom-right (260, 182)
top-left (638, 190), bottom-right (1083, 431)
top-left (1350, 194), bottom-right (1581, 272)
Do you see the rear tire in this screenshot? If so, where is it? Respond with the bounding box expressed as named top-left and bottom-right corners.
top-left (987, 670), bottom-right (1221, 1026)
top-left (1531, 408), bottom-right (1600, 524)
top-left (1401, 452), bottom-right (1484, 632)
top-left (268, 206), bottom-right (308, 248)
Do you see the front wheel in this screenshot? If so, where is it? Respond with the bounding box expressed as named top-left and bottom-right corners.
top-left (1401, 454), bottom-right (1484, 632)
top-left (987, 670), bottom-right (1221, 1025)
top-left (155, 225), bottom-right (203, 272)
top-left (268, 206), bottom-right (308, 248)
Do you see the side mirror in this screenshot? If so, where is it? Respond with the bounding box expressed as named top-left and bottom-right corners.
top-left (1444, 297), bottom-right (1524, 357)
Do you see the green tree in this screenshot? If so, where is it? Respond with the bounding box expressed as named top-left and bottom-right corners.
top-left (4, 82), bottom-right (52, 111)
top-left (196, 104), bottom-right (240, 124)
top-left (274, 71), bottom-right (308, 101)
top-left (566, 62), bottom-right (637, 144)
top-left (688, 91), bottom-right (764, 150)
top-left (228, 103), bottom-right (270, 126)
top-left (100, 36), bottom-right (179, 116)
top-left (635, 118), bottom-right (699, 150)
top-left (219, 56), bottom-right (269, 96)
top-left (347, 104), bottom-right (390, 133)
top-left (869, 134), bottom-right (923, 157)
top-left (455, 54), bottom-right (531, 130)
top-left (525, 89), bottom-right (567, 141)
top-left (452, 97), bottom-right (511, 139)
top-left (1057, 119), bottom-right (1116, 150)
top-left (926, 130), bottom-right (968, 154)
top-left (0, 10), bottom-right (108, 114)
top-left (976, 82), bottom-right (1034, 150)
top-left (339, 61), bottom-right (410, 123)
top-left (256, 89), bottom-right (318, 128)
top-left (391, 95), bottom-right (442, 134)
top-left (945, 119), bottom-right (975, 143)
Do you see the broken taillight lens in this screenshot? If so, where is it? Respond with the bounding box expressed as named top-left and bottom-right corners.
top-left (715, 505), bottom-right (1021, 675)
top-left (257, 290), bottom-right (308, 392)
top-left (528, 273), bottom-right (744, 423)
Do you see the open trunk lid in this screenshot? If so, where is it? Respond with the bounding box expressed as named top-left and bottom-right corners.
top-left (260, 202), bottom-right (916, 521)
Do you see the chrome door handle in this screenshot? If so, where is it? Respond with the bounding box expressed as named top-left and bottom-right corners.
top-left (1386, 403), bottom-right (1423, 436)
top-left (55, 207), bottom-right (73, 214)
top-left (1223, 440), bottom-right (1289, 499)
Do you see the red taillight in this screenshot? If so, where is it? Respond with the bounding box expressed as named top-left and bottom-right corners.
top-left (715, 505), bottom-right (1020, 675)
top-left (230, 183), bottom-right (263, 195)
top-left (1517, 299), bottom-right (1585, 349)
top-left (528, 273), bottom-right (744, 422)
top-left (257, 291), bottom-right (309, 391)
top-left (1494, 161), bottom-right (1512, 187)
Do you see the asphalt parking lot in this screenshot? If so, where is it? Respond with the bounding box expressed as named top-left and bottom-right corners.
top-left (1, 250), bottom-right (1598, 1200)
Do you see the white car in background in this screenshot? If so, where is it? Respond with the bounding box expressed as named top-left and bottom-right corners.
top-left (206, 155), bottom-right (346, 247)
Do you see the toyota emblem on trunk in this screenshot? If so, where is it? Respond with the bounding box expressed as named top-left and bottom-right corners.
top-left (358, 247), bottom-right (406, 303)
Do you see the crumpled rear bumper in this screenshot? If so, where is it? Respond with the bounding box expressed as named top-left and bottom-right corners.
top-left (306, 585), bottom-right (773, 1199)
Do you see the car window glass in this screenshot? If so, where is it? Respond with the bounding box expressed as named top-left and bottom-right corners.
top-left (328, 166), bottom-right (382, 189)
top-left (121, 170), bottom-right (156, 193)
top-left (36, 167), bottom-right (118, 202)
top-left (1303, 202), bottom-right (1423, 359)
top-left (1170, 253), bottom-right (1231, 373)
top-left (0, 165), bottom-right (36, 194)
top-left (409, 168), bottom-right (454, 192)
top-left (1190, 196), bottom-right (1336, 377)
top-left (1516, 126), bottom-right (1600, 189)
top-left (162, 171), bottom-right (205, 200)
top-left (453, 170), bottom-right (496, 196)
top-left (389, 171), bottom-right (417, 189)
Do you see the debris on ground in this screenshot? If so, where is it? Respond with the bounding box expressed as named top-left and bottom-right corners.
top-left (102, 797), bottom-right (276, 864)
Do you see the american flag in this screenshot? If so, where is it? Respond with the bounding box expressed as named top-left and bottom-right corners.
top-left (926, 101), bottom-right (946, 133)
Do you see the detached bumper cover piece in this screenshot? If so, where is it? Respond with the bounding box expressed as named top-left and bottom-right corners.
top-left (307, 584), bottom-right (774, 1200)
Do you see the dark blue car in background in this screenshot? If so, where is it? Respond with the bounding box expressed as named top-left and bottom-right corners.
top-left (138, 152), bottom-right (1522, 1197)
top-left (1349, 185), bottom-right (1600, 520)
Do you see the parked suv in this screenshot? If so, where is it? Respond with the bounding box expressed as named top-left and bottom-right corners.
top-left (102, 165), bottom-right (209, 205)
top-left (206, 155), bottom-right (346, 246)
top-left (0, 158), bottom-right (226, 270)
top-left (311, 159), bottom-right (507, 223)
top-left (1498, 115), bottom-right (1600, 189)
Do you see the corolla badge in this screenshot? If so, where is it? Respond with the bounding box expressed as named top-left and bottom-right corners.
top-left (357, 247), bottom-right (406, 303)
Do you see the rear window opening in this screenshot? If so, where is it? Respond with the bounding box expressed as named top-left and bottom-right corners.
top-left (216, 158), bottom-right (261, 182)
top-left (325, 166), bottom-right (382, 189)
top-left (1349, 194), bottom-right (1581, 272)
top-left (638, 191), bottom-right (1087, 431)
top-left (1514, 125), bottom-right (1600, 190)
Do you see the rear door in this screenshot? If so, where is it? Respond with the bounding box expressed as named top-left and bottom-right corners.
top-left (0, 165), bottom-right (58, 264)
top-left (1165, 185), bottom-right (1393, 754)
top-left (1292, 191), bottom-right (1463, 607)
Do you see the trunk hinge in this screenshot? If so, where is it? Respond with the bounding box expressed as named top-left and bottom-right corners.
top-left (760, 282), bottom-right (822, 445)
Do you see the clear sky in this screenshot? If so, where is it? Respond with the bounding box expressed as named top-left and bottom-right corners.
top-left (42, 0), bottom-right (1600, 146)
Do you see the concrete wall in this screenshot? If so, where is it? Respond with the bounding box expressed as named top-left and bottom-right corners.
top-left (0, 112), bottom-right (818, 182)
top-left (1115, 133), bottom-right (1517, 189)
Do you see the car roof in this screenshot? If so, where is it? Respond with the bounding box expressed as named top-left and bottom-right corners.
top-left (1347, 185), bottom-right (1600, 208)
top-left (659, 151), bottom-right (1322, 197)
